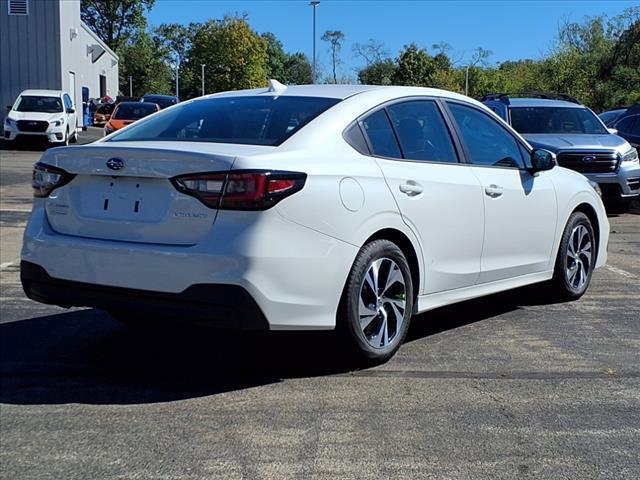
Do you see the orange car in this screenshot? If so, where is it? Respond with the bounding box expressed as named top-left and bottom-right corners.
top-left (104, 102), bottom-right (159, 135)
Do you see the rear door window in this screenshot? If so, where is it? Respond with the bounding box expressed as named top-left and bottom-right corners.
top-left (386, 101), bottom-right (458, 163)
top-left (360, 109), bottom-right (402, 158)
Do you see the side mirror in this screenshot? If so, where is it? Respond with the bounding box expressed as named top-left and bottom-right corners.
top-left (529, 149), bottom-right (556, 173)
top-left (67, 108), bottom-right (75, 114)
top-left (607, 127), bottom-right (618, 135)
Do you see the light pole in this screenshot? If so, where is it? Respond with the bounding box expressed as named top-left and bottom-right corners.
top-left (309, 1), bottom-right (320, 83)
top-left (128, 76), bottom-right (132, 97)
top-left (201, 64), bottom-right (206, 96)
top-left (464, 65), bottom-right (470, 96)
top-left (175, 63), bottom-right (179, 99)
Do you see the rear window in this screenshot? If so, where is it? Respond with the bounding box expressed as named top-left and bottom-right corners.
top-left (108, 96), bottom-right (341, 145)
top-left (112, 103), bottom-right (158, 120)
top-left (142, 96), bottom-right (177, 109)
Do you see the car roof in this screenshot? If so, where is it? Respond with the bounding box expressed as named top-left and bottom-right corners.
top-left (507, 98), bottom-right (585, 109)
top-left (142, 94), bottom-right (177, 99)
top-left (117, 101), bottom-right (157, 107)
top-left (19, 89), bottom-right (65, 97)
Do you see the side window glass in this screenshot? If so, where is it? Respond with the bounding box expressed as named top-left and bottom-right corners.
top-left (63, 95), bottom-right (72, 109)
top-left (630, 117), bottom-right (640, 135)
top-left (344, 123), bottom-right (370, 155)
top-left (448, 103), bottom-right (525, 168)
top-left (386, 101), bottom-right (458, 163)
top-left (361, 109), bottom-right (401, 158)
top-left (615, 116), bottom-right (633, 133)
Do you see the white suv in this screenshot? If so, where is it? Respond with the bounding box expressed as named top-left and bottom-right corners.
top-left (4, 89), bottom-right (78, 145)
top-left (21, 83), bottom-right (609, 362)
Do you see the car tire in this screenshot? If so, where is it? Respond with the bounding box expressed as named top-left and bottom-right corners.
top-left (338, 239), bottom-right (414, 363)
top-left (70, 126), bottom-right (78, 143)
top-left (62, 128), bottom-right (69, 146)
top-left (551, 211), bottom-right (596, 300)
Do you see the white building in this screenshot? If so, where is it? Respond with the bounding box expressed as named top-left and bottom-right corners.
top-left (0, 0), bottom-right (119, 125)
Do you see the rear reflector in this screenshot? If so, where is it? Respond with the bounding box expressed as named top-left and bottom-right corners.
top-left (171, 170), bottom-right (306, 210)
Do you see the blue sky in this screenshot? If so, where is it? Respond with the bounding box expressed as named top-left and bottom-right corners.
top-left (147, 0), bottom-right (635, 78)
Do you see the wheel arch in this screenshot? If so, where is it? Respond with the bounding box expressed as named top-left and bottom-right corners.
top-left (572, 202), bottom-right (600, 263)
top-left (363, 228), bottom-right (421, 304)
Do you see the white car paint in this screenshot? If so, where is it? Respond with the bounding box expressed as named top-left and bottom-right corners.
top-left (4, 89), bottom-right (77, 144)
top-left (21, 85), bottom-right (609, 331)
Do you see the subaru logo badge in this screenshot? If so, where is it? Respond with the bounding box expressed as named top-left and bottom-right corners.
top-left (106, 158), bottom-right (125, 170)
top-left (582, 155), bottom-right (596, 163)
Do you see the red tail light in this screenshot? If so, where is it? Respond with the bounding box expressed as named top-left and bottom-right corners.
top-left (171, 170), bottom-right (306, 210)
top-left (32, 162), bottom-right (76, 198)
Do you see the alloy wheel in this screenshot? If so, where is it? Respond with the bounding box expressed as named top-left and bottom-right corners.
top-left (566, 224), bottom-right (592, 290)
top-left (358, 257), bottom-right (407, 349)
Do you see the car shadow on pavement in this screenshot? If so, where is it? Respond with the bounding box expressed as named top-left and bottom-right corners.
top-left (0, 284), bottom-right (563, 406)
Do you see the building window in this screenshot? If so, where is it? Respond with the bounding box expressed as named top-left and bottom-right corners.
top-left (8, 0), bottom-right (28, 15)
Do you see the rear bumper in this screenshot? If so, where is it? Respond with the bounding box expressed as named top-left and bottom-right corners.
top-left (21, 261), bottom-right (269, 330)
top-left (21, 205), bottom-right (359, 330)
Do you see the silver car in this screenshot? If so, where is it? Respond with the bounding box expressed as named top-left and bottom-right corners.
top-left (483, 95), bottom-right (640, 212)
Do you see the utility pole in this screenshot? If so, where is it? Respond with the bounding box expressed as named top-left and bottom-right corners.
top-left (464, 65), bottom-right (469, 96)
top-left (129, 76), bottom-right (132, 97)
top-left (201, 64), bottom-right (206, 96)
top-left (310, 1), bottom-right (320, 83)
top-left (175, 63), bottom-right (179, 99)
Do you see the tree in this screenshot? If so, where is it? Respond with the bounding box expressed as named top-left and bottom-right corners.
top-left (353, 39), bottom-right (389, 67)
top-left (321, 30), bottom-right (345, 83)
top-left (262, 32), bottom-right (288, 81)
top-left (153, 23), bottom-right (199, 97)
top-left (358, 59), bottom-right (396, 85)
top-left (81, 0), bottom-right (155, 51)
top-left (282, 53), bottom-right (313, 85)
top-left (186, 16), bottom-right (268, 95)
top-left (119, 31), bottom-right (173, 96)
top-left (393, 43), bottom-right (436, 86)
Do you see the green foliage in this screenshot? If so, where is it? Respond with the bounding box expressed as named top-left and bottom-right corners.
top-left (118, 31), bottom-right (173, 96)
top-left (81, 0), bottom-right (155, 51)
top-left (186, 17), bottom-right (268, 95)
top-left (358, 59), bottom-right (397, 85)
top-left (262, 33), bottom-right (313, 85)
top-left (393, 44), bottom-right (437, 86)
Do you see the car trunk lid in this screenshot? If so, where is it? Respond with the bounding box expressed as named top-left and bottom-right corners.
top-left (41, 142), bottom-right (272, 245)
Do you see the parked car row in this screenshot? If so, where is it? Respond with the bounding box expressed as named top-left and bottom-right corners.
top-left (21, 82), bottom-right (612, 362)
top-left (482, 93), bottom-right (639, 212)
top-left (3, 89), bottom-right (179, 146)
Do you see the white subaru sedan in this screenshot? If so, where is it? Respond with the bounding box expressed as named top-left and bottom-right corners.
top-left (21, 83), bottom-right (609, 362)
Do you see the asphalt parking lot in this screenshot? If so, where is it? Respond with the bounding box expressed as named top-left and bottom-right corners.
top-left (1, 130), bottom-right (639, 479)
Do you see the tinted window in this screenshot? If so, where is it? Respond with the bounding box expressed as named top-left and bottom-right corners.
top-left (361, 109), bottom-right (401, 158)
top-left (449, 103), bottom-right (524, 168)
top-left (599, 110), bottom-right (624, 126)
top-left (109, 96), bottom-right (340, 145)
top-left (112, 103), bottom-right (158, 120)
top-left (510, 107), bottom-right (608, 134)
top-left (142, 95), bottom-right (178, 109)
top-left (16, 96), bottom-right (63, 113)
top-left (616, 116), bottom-right (638, 134)
top-left (63, 94), bottom-right (72, 109)
top-left (344, 123), bottom-right (370, 155)
top-left (630, 116), bottom-right (640, 135)
top-left (387, 101), bottom-right (457, 163)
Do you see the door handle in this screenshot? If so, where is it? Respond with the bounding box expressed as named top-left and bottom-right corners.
top-left (399, 181), bottom-right (423, 196)
top-left (484, 184), bottom-right (503, 198)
